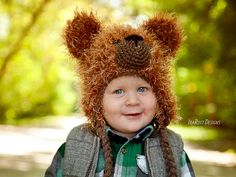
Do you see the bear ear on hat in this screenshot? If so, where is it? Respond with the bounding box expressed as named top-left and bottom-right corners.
top-left (64, 11), bottom-right (101, 60)
top-left (142, 12), bottom-right (182, 57)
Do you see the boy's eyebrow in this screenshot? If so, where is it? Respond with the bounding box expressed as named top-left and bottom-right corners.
top-left (136, 82), bottom-right (151, 86)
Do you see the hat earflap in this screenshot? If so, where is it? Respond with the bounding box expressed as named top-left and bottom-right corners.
top-left (142, 12), bottom-right (182, 57)
top-left (64, 11), bottom-right (101, 60)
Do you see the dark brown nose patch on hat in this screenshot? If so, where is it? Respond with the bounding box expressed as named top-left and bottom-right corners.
top-left (115, 34), bottom-right (150, 69)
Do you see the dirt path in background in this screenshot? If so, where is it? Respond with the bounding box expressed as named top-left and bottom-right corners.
top-left (0, 118), bottom-right (235, 177)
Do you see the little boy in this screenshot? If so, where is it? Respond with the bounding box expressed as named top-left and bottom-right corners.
top-left (45, 11), bottom-right (195, 177)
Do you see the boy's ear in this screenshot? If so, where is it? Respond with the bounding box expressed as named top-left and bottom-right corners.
top-left (142, 13), bottom-right (182, 57)
top-left (64, 11), bottom-right (101, 60)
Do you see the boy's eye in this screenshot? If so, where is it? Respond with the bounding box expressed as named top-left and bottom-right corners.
top-left (137, 87), bottom-right (147, 93)
top-left (114, 89), bottom-right (124, 95)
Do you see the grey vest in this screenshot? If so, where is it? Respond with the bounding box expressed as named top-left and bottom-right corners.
top-left (63, 124), bottom-right (183, 177)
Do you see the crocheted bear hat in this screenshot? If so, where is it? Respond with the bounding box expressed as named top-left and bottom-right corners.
top-left (64, 11), bottom-right (182, 128)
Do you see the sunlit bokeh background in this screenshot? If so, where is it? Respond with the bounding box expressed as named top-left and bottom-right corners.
top-left (0, 0), bottom-right (235, 177)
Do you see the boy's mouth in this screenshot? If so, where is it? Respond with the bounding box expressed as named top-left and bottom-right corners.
top-left (123, 112), bottom-right (142, 118)
top-left (126, 113), bottom-right (141, 116)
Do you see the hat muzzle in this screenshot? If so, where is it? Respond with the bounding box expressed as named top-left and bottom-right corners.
top-left (115, 34), bottom-right (150, 69)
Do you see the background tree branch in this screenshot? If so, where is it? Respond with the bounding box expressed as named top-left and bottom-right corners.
top-left (0, 0), bottom-right (52, 80)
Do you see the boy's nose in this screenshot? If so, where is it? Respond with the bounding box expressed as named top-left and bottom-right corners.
top-left (125, 93), bottom-right (140, 105)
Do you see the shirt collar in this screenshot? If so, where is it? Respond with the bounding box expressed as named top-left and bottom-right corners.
top-left (106, 124), bottom-right (154, 144)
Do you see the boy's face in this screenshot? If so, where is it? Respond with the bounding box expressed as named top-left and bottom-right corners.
top-left (103, 76), bottom-right (157, 138)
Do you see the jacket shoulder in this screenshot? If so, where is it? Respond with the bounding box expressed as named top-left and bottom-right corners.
top-left (166, 128), bottom-right (184, 149)
top-left (64, 123), bottom-right (100, 176)
top-left (66, 123), bottom-right (97, 142)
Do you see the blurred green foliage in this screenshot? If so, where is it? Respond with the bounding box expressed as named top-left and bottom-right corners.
top-left (0, 0), bottom-right (235, 128)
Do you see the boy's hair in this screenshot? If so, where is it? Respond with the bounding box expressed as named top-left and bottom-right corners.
top-left (64, 11), bottom-right (183, 177)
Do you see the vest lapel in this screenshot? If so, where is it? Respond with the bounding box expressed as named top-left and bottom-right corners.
top-left (63, 125), bottom-right (100, 177)
top-left (145, 129), bottom-right (183, 177)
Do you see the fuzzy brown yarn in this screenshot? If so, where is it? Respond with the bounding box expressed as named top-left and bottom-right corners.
top-left (142, 13), bottom-right (182, 56)
top-left (115, 34), bottom-right (150, 69)
top-left (100, 134), bottom-right (114, 177)
top-left (64, 12), bottom-right (101, 59)
top-left (159, 124), bottom-right (178, 177)
top-left (95, 119), bottom-right (114, 177)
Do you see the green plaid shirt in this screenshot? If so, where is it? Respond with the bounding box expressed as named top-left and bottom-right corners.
top-left (95, 125), bottom-right (195, 177)
top-left (45, 125), bottom-right (195, 177)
